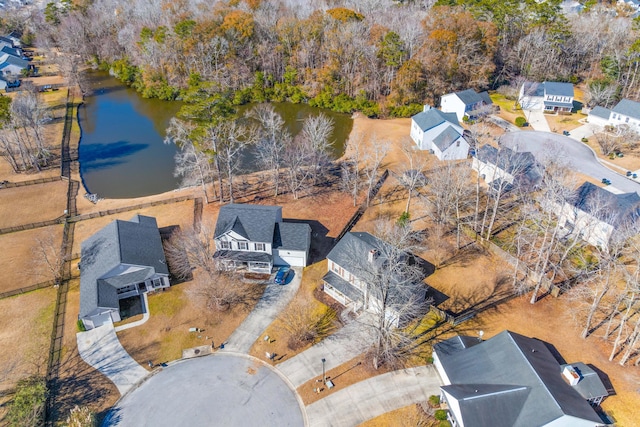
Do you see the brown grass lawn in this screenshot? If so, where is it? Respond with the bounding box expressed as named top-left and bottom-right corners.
top-left (0, 288), bottom-right (56, 396)
top-left (117, 273), bottom-right (263, 366)
top-left (0, 225), bottom-right (65, 293)
top-left (0, 180), bottom-right (68, 229)
top-left (360, 404), bottom-right (437, 427)
top-left (545, 112), bottom-right (587, 133)
top-left (248, 260), bottom-right (336, 365)
top-left (581, 134), bottom-right (640, 173)
top-left (473, 295), bottom-right (640, 427)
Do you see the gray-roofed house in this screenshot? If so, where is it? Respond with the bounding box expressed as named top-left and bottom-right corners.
top-left (410, 105), bottom-right (470, 160)
top-left (433, 330), bottom-right (608, 427)
top-left (472, 145), bottom-right (543, 191)
top-left (322, 232), bottom-right (432, 327)
top-left (557, 181), bottom-right (640, 249)
top-left (0, 54), bottom-right (29, 78)
top-left (79, 215), bottom-right (170, 330)
top-left (440, 89), bottom-right (494, 122)
top-left (213, 203), bottom-right (311, 273)
top-left (587, 99), bottom-right (640, 133)
top-left (519, 81), bottom-right (574, 113)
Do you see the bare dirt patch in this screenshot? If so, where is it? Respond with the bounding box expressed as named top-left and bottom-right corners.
top-left (0, 288), bottom-right (56, 396)
top-left (0, 180), bottom-right (68, 229)
top-left (0, 225), bottom-right (64, 293)
top-left (473, 295), bottom-right (640, 427)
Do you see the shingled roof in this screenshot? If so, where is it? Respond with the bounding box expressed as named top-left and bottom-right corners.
top-left (612, 98), bottom-right (640, 120)
top-left (412, 108), bottom-right (460, 132)
top-left (476, 145), bottom-right (543, 188)
top-left (434, 331), bottom-right (606, 427)
top-left (451, 89), bottom-right (493, 107)
top-left (215, 204), bottom-right (282, 243)
top-left (79, 215), bottom-right (168, 318)
top-left (571, 181), bottom-right (640, 227)
top-left (432, 126), bottom-right (463, 152)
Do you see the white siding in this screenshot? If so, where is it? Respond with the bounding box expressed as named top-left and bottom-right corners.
top-left (274, 249), bottom-right (307, 267)
top-left (441, 94), bottom-right (467, 121)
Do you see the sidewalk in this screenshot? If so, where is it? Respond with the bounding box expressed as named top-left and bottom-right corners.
top-left (77, 321), bottom-right (149, 395)
top-left (114, 293), bottom-right (150, 332)
top-left (220, 267), bottom-right (302, 353)
top-left (305, 365), bottom-right (442, 427)
top-left (277, 315), bottom-right (375, 387)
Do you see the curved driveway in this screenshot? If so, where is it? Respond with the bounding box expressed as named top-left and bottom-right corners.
top-left (104, 353), bottom-right (306, 427)
top-left (501, 131), bottom-right (640, 195)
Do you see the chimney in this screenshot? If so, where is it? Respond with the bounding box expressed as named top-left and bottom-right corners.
top-left (368, 249), bottom-right (378, 263)
top-left (423, 104), bottom-right (432, 112)
top-left (562, 365), bottom-right (580, 386)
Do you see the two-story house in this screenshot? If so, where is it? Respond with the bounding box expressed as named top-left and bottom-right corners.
top-left (79, 215), bottom-right (170, 330)
top-left (557, 181), bottom-right (640, 249)
top-left (440, 89), bottom-right (493, 122)
top-left (322, 232), bottom-right (431, 327)
top-left (433, 330), bottom-right (608, 427)
top-left (213, 203), bottom-right (311, 273)
top-left (588, 98), bottom-right (640, 133)
top-left (410, 106), bottom-right (470, 161)
top-left (519, 81), bottom-right (574, 113)
top-left (472, 145), bottom-right (543, 192)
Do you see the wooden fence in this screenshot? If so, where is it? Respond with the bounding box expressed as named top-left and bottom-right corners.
top-left (67, 195), bottom-right (195, 223)
top-left (0, 280), bottom-right (56, 300)
top-left (0, 176), bottom-right (62, 189)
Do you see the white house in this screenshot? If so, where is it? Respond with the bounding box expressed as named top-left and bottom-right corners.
top-left (587, 99), bottom-right (640, 133)
top-left (0, 54), bottom-right (29, 78)
top-left (440, 89), bottom-right (493, 122)
top-left (557, 181), bottom-right (640, 249)
top-left (410, 106), bottom-right (469, 160)
top-left (213, 203), bottom-right (311, 273)
top-left (472, 145), bottom-right (543, 191)
top-left (433, 331), bottom-right (608, 427)
top-left (322, 232), bottom-right (432, 327)
top-left (79, 215), bottom-right (171, 330)
top-left (519, 81), bottom-right (574, 113)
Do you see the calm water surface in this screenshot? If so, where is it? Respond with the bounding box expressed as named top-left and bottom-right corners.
top-left (79, 72), bottom-right (352, 199)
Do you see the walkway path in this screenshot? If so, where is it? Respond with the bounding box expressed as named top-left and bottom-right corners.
top-left (114, 293), bottom-right (150, 332)
top-left (220, 268), bottom-right (302, 353)
top-left (76, 321), bottom-right (148, 395)
top-left (278, 315), bottom-right (375, 388)
top-left (305, 366), bottom-right (441, 427)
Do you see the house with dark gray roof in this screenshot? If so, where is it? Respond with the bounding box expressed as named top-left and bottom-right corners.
top-left (588, 99), bottom-right (640, 133)
top-left (472, 145), bottom-right (543, 191)
top-left (433, 330), bottom-right (608, 427)
top-left (0, 54), bottom-right (29, 78)
top-left (440, 89), bottom-right (494, 122)
top-left (79, 215), bottom-right (170, 330)
top-left (410, 105), bottom-right (469, 161)
top-left (213, 203), bottom-right (311, 273)
top-left (519, 81), bottom-right (574, 113)
top-left (322, 232), bottom-right (431, 327)
top-left (557, 181), bottom-right (640, 249)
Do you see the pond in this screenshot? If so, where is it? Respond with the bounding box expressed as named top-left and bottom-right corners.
top-left (78, 72), bottom-right (353, 199)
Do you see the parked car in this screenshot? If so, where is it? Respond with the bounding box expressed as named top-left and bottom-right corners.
top-left (627, 171), bottom-right (632, 177)
top-left (562, 130), bottom-right (570, 136)
top-left (602, 178), bottom-right (611, 185)
top-left (274, 266), bottom-right (290, 285)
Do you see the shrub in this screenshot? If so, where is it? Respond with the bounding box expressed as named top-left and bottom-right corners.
top-left (515, 116), bottom-right (527, 127)
top-left (397, 211), bottom-right (410, 227)
top-left (581, 137), bottom-right (588, 142)
top-left (428, 395), bottom-right (440, 407)
top-left (7, 376), bottom-right (47, 427)
top-left (434, 409), bottom-right (448, 421)
top-left (77, 319), bottom-right (86, 332)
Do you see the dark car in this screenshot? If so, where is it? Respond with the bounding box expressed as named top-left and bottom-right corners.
top-left (274, 267), bottom-right (290, 285)
top-left (562, 130), bottom-right (570, 136)
top-left (602, 178), bottom-right (611, 185)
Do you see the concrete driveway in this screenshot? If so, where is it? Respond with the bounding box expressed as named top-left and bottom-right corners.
top-left (103, 353), bottom-right (306, 427)
top-left (77, 322), bottom-right (148, 395)
top-left (501, 131), bottom-right (640, 195)
top-left (221, 267), bottom-right (302, 353)
top-left (523, 109), bottom-right (551, 132)
top-left (305, 366), bottom-right (441, 427)
top-left (568, 123), bottom-right (598, 142)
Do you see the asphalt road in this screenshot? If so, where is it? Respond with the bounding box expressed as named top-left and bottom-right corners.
top-left (500, 131), bottom-right (640, 195)
top-left (103, 354), bottom-right (305, 427)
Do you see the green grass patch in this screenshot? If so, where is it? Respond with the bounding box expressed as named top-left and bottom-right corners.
top-left (489, 93), bottom-right (520, 113)
top-left (148, 287), bottom-right (186, 317)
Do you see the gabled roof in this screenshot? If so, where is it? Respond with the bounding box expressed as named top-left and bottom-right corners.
top-left (476, 145), bottom-right (543, 187)
top-left (571, 181), bottom-right (640, 227)
top-left (452, 89), bottom-right (486, 106)
top-left (79, 215), bottom-right (168, 318)
top-left (275, 222), bottom-right (311, 251)
top-left (0, 36), bottom-right (13, 46)
top-left (0, 46), bottom-right (21, 58)
top-left (412, 108), bottom-right (460, 132)
top-left (612, 98), bottom-right (640, 120)
top-left (214, 204), bottom-right (282, 243)
top-left (0, 54), bottom-right (28, 69)
top-left (432, 125), bottom-right (463, 152)
top-left (589, 106), bottom-right (611, 120)
top-left (544, 81), bottom-right (574, 97)
top-left (434, 331), bottom-right (606, 426)
top-left (522, 81), bottom-right (545, 97)
top-left (560, 363), bottom-right (609, 401)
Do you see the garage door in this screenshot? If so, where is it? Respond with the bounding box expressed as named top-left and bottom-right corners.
top-left (274, 250), bottom-right (305, 267)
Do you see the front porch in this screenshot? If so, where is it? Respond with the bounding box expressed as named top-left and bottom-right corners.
top-left (214, 250), bottom-right (273, 273)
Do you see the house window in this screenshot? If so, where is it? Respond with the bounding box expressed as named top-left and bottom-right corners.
top-left (238, 241), bottom-right (248, 250)
top-left (220, 241), bottom-right (230, 250)
top-left (626, 117), bottom-right (629, 123)
top-left (456, 140), bottom-right (460, 147)
top-left (255, 243), bottom-right (265, 251)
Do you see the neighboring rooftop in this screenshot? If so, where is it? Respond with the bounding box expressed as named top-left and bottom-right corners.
top-left (589, 106), bottom-right (611, 119)
top-left (451, 89), bottom-right (493, 106)
top-left (612, 98), bottom-right (640, 120)
top-left (432, 126), bottom-right (463, 152)
top-left (544, 81), bottom-right (574, 97)
top-left (476, 145), bottom-right (543, 187)
top-left (571, 181), bottom-right (640, 226)
top-left (434, 330), bottom-right (606, 427)
top-left (214, 204), bottom-right (282, 243)
top-left (412, 108), bottom-right (460, 131)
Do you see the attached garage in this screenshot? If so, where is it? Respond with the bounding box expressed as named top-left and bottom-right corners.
top-left (274, 249), bottom-right (307, 267)
top-left (273, 222), bottom-right (311, 267)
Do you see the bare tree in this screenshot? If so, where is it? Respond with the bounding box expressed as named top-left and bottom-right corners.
top-left (217, 120), bottom-right (256, 203)
top-left (361, 136), bottom-right (389, 207)
top-left (278, 300), bottom-right (338, 350)
top-left (248, 104), bottom-right (288, 198)
top-left (32, 229), bottom-right (65, 285)
top-left (300, 113), bottom-right (335, 185)
top-left (282, 134), bottom-right (313, 200)
top-left (340, 133), bottom-right (364, 207)
top-left (398, 142), bottom-right (428, 216)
